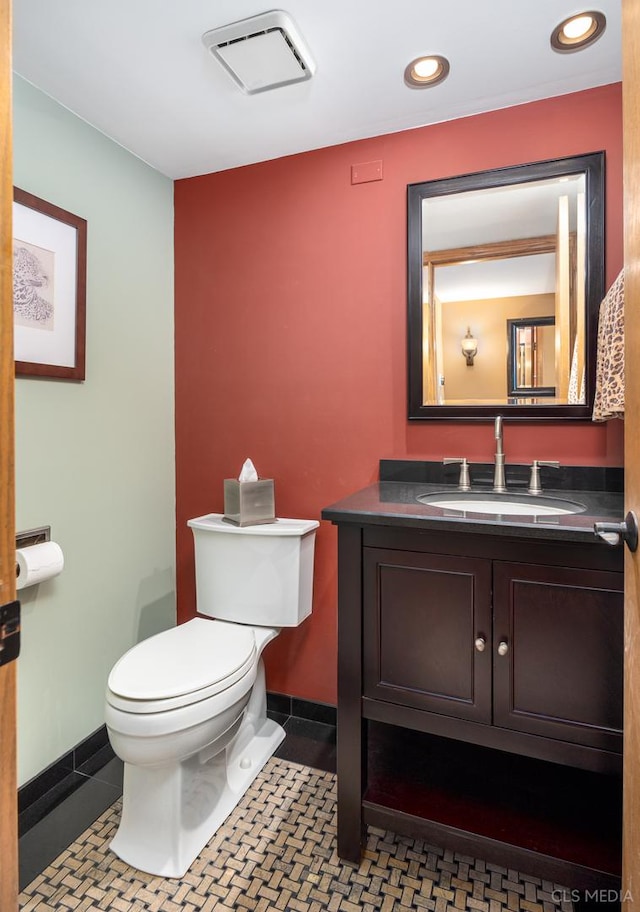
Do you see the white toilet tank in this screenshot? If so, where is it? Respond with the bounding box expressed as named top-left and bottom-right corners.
top-left (187, 514), bottom-right (319, 627)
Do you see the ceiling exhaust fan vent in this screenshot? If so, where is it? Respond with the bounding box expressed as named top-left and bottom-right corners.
top-left (202, 10), bottom-right (316, 95)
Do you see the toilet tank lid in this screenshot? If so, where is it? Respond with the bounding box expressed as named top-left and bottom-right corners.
top-left (188, 514), bottom-right (319, 536)
top-left (107, 618), bottom-right (256, 702)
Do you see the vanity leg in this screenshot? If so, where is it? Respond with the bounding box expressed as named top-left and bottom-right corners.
top-left (337, 524), bottom-right (366, 862)
top-left (337, 711), bottom-right (367, 862)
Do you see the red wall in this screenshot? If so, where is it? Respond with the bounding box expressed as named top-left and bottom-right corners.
top-left (174, 84), bottom-right (624, 707)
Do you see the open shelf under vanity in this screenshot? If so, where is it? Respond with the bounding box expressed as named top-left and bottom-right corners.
top-left (363, 722), bottom-right (621, 888)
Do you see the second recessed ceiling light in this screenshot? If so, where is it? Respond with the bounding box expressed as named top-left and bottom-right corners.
top-left (404, 55), bottom-right (450, 88)
top-left (551, 11), bottom-right (606, 52)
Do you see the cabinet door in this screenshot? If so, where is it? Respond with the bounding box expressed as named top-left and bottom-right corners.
top-left (493, 561), bottom-right (623, 753)
top-left (363, 548), bottom-right (492, 722)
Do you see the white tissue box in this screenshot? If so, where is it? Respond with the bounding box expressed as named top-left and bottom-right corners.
top-left (223, 479), bottom-right (275, 526)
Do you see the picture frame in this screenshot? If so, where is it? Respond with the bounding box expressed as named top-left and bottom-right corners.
top-left (13, 188), bottom-right (87, 380)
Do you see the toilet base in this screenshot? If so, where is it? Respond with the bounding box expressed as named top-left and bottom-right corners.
top-left (109, 660), bottom-right (284, 877)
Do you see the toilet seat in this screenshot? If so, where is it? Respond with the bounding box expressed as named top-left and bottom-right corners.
top-left (107, 618), bottom-right (256, 714)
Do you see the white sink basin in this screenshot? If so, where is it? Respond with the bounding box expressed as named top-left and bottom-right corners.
top-left (416, 491), bottom-right (586, 516)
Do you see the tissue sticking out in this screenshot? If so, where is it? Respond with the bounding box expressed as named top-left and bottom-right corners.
top-left (238, 458), bottom-right (259, 483)
top-left (223, 458), bottom-right (275, 526)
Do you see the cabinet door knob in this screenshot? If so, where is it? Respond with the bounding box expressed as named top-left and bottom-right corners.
top-left (474, 636), bottom-right (486, 652)
top-left (497, 640), bottom-right (509, 656)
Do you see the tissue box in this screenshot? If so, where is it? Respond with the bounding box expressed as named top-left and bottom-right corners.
top-left (223, 479), bottom-right (275, 527)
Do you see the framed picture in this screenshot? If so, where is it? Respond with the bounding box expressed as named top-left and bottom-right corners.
top-left (13, 188), bottom-right (87, 380)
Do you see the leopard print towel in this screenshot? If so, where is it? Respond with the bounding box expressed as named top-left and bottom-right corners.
top-left (592, 268), bottom-right (624, 422)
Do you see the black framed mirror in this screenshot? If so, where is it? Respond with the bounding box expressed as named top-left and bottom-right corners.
top-left (407, 153), bottom-right (605, 420)
top-left (506, 316), bottom-right (556, 399)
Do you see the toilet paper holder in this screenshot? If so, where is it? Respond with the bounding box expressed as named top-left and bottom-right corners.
top-left (15, 525), bottom-right (51, 577)
top-left (16, 525), bottom-right (51, 551)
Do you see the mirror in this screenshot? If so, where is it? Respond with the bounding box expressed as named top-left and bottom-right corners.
top-left (407, 153), bottom-right (604, 419)
top-left (507, 316), bottom-right (555, 398)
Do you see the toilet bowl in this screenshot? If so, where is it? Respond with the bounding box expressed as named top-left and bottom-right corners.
top-left (105, 514), bottom-right (318, 878)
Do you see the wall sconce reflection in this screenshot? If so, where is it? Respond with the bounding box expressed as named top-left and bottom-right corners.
top-left (461, 326), bottom-right (478, 366)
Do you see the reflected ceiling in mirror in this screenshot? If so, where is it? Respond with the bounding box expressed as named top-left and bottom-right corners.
top-left (407, 153), bottom-right (604, 420)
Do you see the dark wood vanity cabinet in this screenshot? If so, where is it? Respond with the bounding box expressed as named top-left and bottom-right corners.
top-left (364, 548), bottom-right (623, 754)
top-left (336, 523), bottom-right (624, 889)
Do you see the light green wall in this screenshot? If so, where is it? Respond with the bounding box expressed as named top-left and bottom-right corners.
top-left (13, 77), bottom-right (176, 786)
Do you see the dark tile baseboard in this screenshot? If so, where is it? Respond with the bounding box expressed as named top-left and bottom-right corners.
top-left (18, 726), bottom-right (114, 825)
top-left (267, 692), bottom-right (336, 727)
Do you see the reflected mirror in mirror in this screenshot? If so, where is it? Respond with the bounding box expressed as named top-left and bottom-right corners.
top-left (407, 153), bottom-right (604, 419)
top-left (507, 316), bottom-right (556, 398)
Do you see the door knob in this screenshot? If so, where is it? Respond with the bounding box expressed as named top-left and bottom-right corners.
top-left (474, 636), bottom-right (486, 652)
top-left (497, 640), bottom-right (509, 656)
top-left (594, 511), bottom-right (638, 552)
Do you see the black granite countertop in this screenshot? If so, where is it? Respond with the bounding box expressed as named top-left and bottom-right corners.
top-left (322, 466), bottom-right (625, 545)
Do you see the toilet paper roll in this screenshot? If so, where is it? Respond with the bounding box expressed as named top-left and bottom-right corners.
top-left (16, 541), bottom-right (64, 590)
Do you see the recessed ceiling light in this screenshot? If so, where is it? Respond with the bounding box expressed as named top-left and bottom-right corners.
top-left (404, 55), bottom-right (450, 89)
top-left (551, 11), bottom-right (606, 52)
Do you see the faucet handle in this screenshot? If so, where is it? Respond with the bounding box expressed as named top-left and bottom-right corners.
top-left (443, 457), bottom-right (471, 491)
top-left (528, 460), bottom-right (560, 495)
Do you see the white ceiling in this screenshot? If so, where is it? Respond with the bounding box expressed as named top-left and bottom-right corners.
top-left (12, 1), bottom-right (622, 180)
top-left (435, 254), bottom-right (557, 303)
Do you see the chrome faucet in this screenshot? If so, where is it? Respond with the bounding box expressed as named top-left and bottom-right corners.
top-left (493, 415), bottom-right (507, 493)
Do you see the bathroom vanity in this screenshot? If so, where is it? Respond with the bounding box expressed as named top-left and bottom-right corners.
top-left (322, 461), bottom-right (624, 890)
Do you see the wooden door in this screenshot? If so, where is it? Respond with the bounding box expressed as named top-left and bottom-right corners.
top-left (363, 548), bottom-right (492, 722)
top-left (493, 562), bottom-right (623, 755)
top-left (623, 0), bottom-right (640, 900)
top-left (0, 0), bottom-right (18, 907)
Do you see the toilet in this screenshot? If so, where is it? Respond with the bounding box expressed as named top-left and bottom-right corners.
top-left (104, 513), bottom-right (319, 878)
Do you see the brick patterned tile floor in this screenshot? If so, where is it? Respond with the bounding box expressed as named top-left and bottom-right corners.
top-left (19, 758), bottom-right (573, 912)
